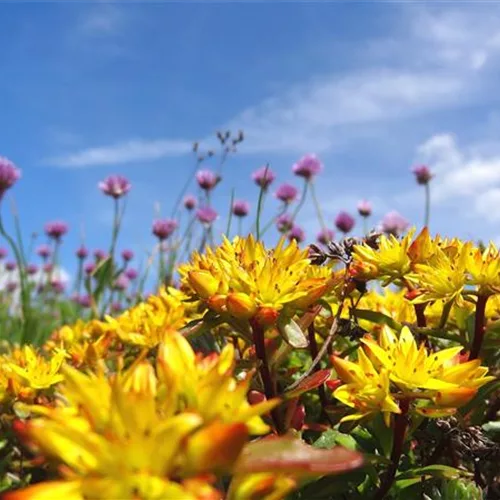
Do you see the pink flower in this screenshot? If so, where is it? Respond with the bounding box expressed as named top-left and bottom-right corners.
top-left (232, 200), bottom-right (250, 217)
top-left (84, 262), bottom-right (96, 275)
top-left (183, 195), bottom-right (197, 210)
top-left (288, 225), bottom-right (305, 243)
top-left (26, 264), bottom-right (38, 275)
top-left (78, 294), bottom-right (92, 308)
top-left (93, 249), bottom-right (108, 262)
top-left (0, 156), bottom-right (21, 200)
top-left (412, 165), bottom-right (433, 185)
top-left (275, 183), bottom-right (298, 204)
top-left (36, 244), bottom-right (52, 260)
top-left (152, 219), bottom-right (178, 241)
top-left (121, 249), bottom-right (134, 262)
top-left (0, 248), bottom-right (7, 260)
top-left (5, 261), bottom-right (16, 271)
top-left (292, 154), bottom-right (322, 180)
top-left (381, 211), bottom-right (409, 237)
top-left (98, 175), bottom-right (131, 198)
top-left (6, 281), bottom-right (17, 293)
top-left (76, 245), bottom-right (88, 260)
top-left (125, 268), bottom-right (138, 280)
top-left (335, 212), bottom-right (355, 234)
top-left (276, 213), bottom-right (293, 233)
top-left (196, 169), bottom-right (219, 191)
top-left (44, 221), bottom-right (68, 241)
top-left (317, 228), bottom-right (335, 245)
top-left (111, 302), bottom-right (123, 313)
top-left (252, 166), bottom-right (275, 190)
top-left (196, 206), bottom-right (218, 225)
top-left (51, 279), bottom-right (65, 294)
top-left (43, 263), bottom-right (53, 274)
top-left (357, 200), bottom-right (372, 218)
top-left (113, 274), bottom-right (129, 291)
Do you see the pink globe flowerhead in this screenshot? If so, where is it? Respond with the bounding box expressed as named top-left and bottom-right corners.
top-left (317, 228), bottom-right (335, 246)
top-left (152, 218), bottom-right (178, 241)
top-left (51, 279), bottom-right (65, 294)
top-left (121, 249), bottom-right (134, 262)
top-left (196, 169), bottom-right (219, 191)
top-left (111, 301), bottom-right (123, 313)
top-left (196, 206), bottom-right (218, 225)
top-left (26, 263), bottom-right (39, 276)
top-left (381, 211), bottom-right (410, 237)
top-left (84, 262), bottom-right (96, 275)
top-left (252, 166), bottom-right (275, 190)
top-left (0, 156), bottom-right (21, 200)
top-left (232, 200), bottom-right (250, 218)
top-left (93, 249), bottom-right (107, 262)
top-left (276, 213), bottom-right (293, 234)
top-left (335, 211), bottom-right (355, 234)
top-left (36, 244), bottom-right (52, 260)
top-left (412, 165), bottom-right (434, 185)
top-left (288, 225), bottom-right (305, 243)
top-left (43, 263), bottom-right (53, 274)
top-left (113, 274), bottom-right (129, 291)
top-left (44, 221), bottom-right (68, 241)
top-left (292, 154), bottom-right (322, 180)
top-left (5, 260), bottom-right (16, 272)
top-left (76, 245), bottom-right (89, 260)
top-left (357, 200), bottom-right (372, 218)
top-left (183, 194), bottom-right (197, 211)
top-left (6, 281), bottom-right (17, 293)
top-left (0, 247), bottom-right (7, 260)
top-left (78, 294), bottom-right (92, 308)
top-left (275, 183), bottom-right (299, 204)
top-left (98, 175), bottom-right (131, 199)
top-left (125, 267), bottom-right (138, 280)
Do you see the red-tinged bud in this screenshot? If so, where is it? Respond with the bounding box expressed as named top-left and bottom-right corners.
top-left (248, 390), bottom-right (266, 405)
top-left (226, 292), bottom-right (257, 319)
top-left (325, 379), bottom-right (342, 391)
top-left (254, 306), bottom-right (280, 327)
top-left (207, 294), bottom-right (227, 313)
top-left (290, 404), bottom-right (306, 431)
top-left (404, 289), bottom-right (421, 301)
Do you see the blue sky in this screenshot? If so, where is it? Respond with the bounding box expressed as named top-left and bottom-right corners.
top-left (3, 1), bottom-right (500, 280)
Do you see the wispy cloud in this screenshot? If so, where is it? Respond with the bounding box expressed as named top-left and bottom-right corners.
top-left (78, 3), bottom-right (125, 38)
top-left (47, 139), bottom-right (192, 168)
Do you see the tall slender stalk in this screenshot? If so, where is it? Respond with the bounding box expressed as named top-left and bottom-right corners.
top-left (109, 198), bottom-right (120, 260)
top-left (254, 165), bottom-right (269, 241)
top-left (424, 182), bottom-right (430, 228)
top-left (307, 322), bottom-right (330, 420)
top-left (470, 295), bottom-right (488, 360)
top-left (290, 180), bottom-right (309, 225)
top-left (309, 181), bottom-right (326, 231)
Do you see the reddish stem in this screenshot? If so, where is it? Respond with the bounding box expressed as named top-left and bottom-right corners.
top-left (308, 322), bottom-right (330, 421)
top-left (414, 303), bottom-right (427, 328)
top-left (470, 295), bottom-right (489, 360)
top-left (375, 398), bottom-right (410, 500)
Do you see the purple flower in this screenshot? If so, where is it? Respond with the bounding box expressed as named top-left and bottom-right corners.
top-left (357, 200), bottom-right (372, 218)
top-left (252, 166), bottom-right (275, 190)
top-left (6, 281), bottom-right (17, 293)
top-left (335, 211), bottom-right (355, 234)
top-left (84, 262), bottom-right (96, 275)
top-left (121, 249), bottom-right (134, 262)
top-left (196, 169), bottom-right (219, 191)
top-left (26, 263), bottom-right (38, 276)
top-left (43, 263), bottom-right (53, 274)
top-left (93, 249), bottom-right (107, 262)
top-left (381, 211), bottom-right (410, 237)
top-left (196, 206), bottom-right (218, 225)
top-left (317, 228), bottom-right (335, 246)
top-left (78, 294), bottom-right (92, 308)
top-left (275, 183), bottom-right (298, 204)
top-left (44, 221), bottom-right (68, 241)
top-left (51, 279), bottom-right (65, 294)
top-left (76, 245), bottom-right (89, 260)
top-left (5, 260), bottom-right (16, 271)
top-left (288, 225), bottom-right (305, 243)
top-left (111, 301), bottom-right (123, 313)
top-left (183, 195), bottom-right (197, 210)
top-left (0, 248), bottom-right (7, 260)
top-left (36, 244), bottom-right (52, 260)
top-left (125, 267), bottom-right (138, 280)
top-left (232, 200), bottom-right (250, 217)
top-left (98, 175), bottom-right (131, 198)
top-left (152, 219), bottom-right (178, 241)
top-left (0, 156), bottom-right (21, 200)
top-left (292, 154), bottom-right (322, 180)
top-left (276, 213), bottom-right (293, 233)
top-left (412, 165), bottom-right (433, 185)
top-left (113, 274), bottom-right (129, 291)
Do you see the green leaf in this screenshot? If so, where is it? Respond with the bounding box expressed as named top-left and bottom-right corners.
top-left (313, 429), bottom-right (358, 451)
top-left (353, 309), bottom-right (402, 331)
top-left (396, 465), bottom-right (468, 481)
top-left (278, 317), bottom-right (309, 348)
top-left (460, 380), bottom-right (500, 416)
top-left (91, 257), bottom-right (114, 304)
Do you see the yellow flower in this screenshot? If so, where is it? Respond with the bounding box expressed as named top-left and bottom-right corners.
top-left (466, 242), bottom-right (500, 295)
top-left (332, 349), bottom-right (401, 425)
top-left (351, 230), bottom-right (415, 285)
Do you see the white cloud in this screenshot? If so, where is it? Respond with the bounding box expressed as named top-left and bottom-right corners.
top-left (79, 4), bottom-right (124, 37)
top-left (47, 139), bottom-right (193, 168)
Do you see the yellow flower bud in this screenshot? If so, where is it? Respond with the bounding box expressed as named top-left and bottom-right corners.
top-left (226, 293), bottom-right (257, 319)
top-left (188, 270), bottom-right (219, 299)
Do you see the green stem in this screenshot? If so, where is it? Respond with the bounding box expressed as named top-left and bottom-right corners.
top-left (290, 180), bottom-right (309, 225)
top-left (170, 157), bottom-right (200, 218)
top-left (424, 182), bottom-right (430, 228)
top-left (254, 165), bottom-right (269, 241)
top-left (310, 181), bottom-right (326, 231)
top-left (109, 198), bottom-right (120, 260)
top-left (260, 205), bottom-right (287, 237)
top-left (470, 295), bottom-right (489, 360)
top-left (226, 189), bottom-right (235, 237)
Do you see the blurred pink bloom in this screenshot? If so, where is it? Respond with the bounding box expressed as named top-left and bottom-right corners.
top-left (76, 245), bottom-right (88, 260)
top-left (357, 200), bottom-right (372, 217)
top-left (0, 248), bottom-right (7, 260)
top-left (0, 156), bottom-right (21, 200)
top-left (93, 249), bottom-right (107, 262)
top-left (43, 263), bottom-right (53, 274)
top-left (288, 225), bottom-right (305, 243)
top-left (196, 206), bottom-right (218, 225)
top-left (317, 228), bottom-right (335, 245)
top-left (36, 244), bottom-right (52, 260)
top-left (44, 221), bottom-right (68, 241)
top-left (26, 263), bottom-right (38, 275)
top-left (51, 279), bottom-right (65, 294)
top-left (196, 169), bottom-right (219, 191)
top-left (275, 183), bottom-right (298, 204)
top-left (113, 274), bottom-right (129, 291)
top-left (6, 281), bottom-right (17, 293)
top-left (252, 166), bottom-right (275, 190)
top-left (125, 267), bottom-right (138, 280)
top-left (292, 154), bottom-right (322, 180)
top-left (381, 211), bottom-right (409, 237)
top-left (111, 301), bottom-right (123, 313)
top-left (78, 294), bottom-right (92, 308)
top-left (232, 200), bottom-right (250, 217)
top-left (412, 165), bottom-right (433, 185)
top-left (152, 219), bottom-right (178, 241)
top-left (121, 249), bottom-right (134, 262)
top-left (98, 175), bottom-right (131, 198)
top-left (335, 211), bottom-right (355, 234)
top-left (276, 213), bottom-right (293, 233)
top-left (84, 262), bottom-right (96, 275)
top-left (183, 194), bottom-right (197, 210)
top-left (5, 261), bottom-right (16, 271)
